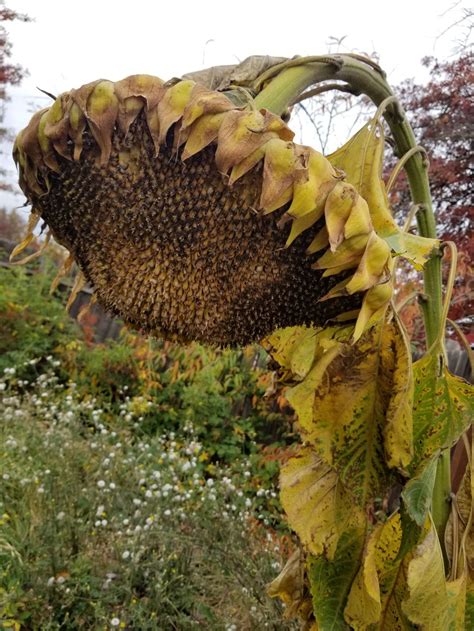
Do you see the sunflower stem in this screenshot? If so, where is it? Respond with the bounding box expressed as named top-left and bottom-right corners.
top-left (254, 54), bottom-right (448, 552)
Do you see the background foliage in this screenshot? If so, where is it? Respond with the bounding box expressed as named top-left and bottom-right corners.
top-left (0, 261), bottom-right (299, 630)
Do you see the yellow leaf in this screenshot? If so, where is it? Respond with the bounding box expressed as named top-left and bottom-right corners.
top-left (352, 281), bottom-right (393, 342)
top-left (403, 519), bottom-right (467, 630)
top-left (344, 233), bottom-right (391, 296)
top-left (259, 138), bottom-right (305, 212)
top-left (344, 524), bottom-right (383, 629)
top-left (263, 326), bottom-right (319, 377)
top-left (312, 233), bottom-right (369, 271)
top-left (285, 208), bottom-right (324, 248)
top-left (157, 79), bottom-right (195, 144)
top-left (286, 342), bottom-right (342, 427)
top-left (86, 80), bottom-right (119, 165)
top-left (289, 316), bottom-right (413, 507)
top-left (286, 148), bottom-right (339, 219)
top-left (383, 314), bottom-right (414, 471)
top-left (345, 514), bottom-right (407, 630)
top-left (411, 346), bottom-right (473, 474)
top-left (306, 226), bottom-right (329, 255)
top-left (280, 446), bottom-right (365, 558)
top-left (215, 108), bottom-right (293, 174)
top-left (181, 111), bottom-right (227, 160)
top-left (328, 121), bottom-right (439, 268)
top-left (267, 550), bottom-right (314, 624)
top-left (344, 512), bottom-right (418, 630)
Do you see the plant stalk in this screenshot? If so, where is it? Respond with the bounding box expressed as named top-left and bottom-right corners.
top-left (254, 54), bottom-right (449, 549)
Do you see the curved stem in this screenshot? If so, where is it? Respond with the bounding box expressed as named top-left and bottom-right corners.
top-left (436, 242), bottom-right (458, 350)
top-left (253, 54), bottom-right (449, 551)
top-left (386, 146), bottom-right (428, 194)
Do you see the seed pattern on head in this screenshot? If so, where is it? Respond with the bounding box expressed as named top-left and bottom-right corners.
top-left (13, 74), bottom-right (394, 345)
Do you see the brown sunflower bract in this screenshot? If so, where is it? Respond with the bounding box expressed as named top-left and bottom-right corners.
top-left (12, 74), bottom-right (373, 346)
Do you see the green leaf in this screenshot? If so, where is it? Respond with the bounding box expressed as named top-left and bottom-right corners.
top-left (411, 346), bottom-right (473, 473)
top-left (402, 456), bottom-right (439, 526)
top-left (308, 527), bottom-right (366, 631)
top-left (397, 505), bottom-right (423, 561)
top-left (279, 446), bottom-right (365, 559)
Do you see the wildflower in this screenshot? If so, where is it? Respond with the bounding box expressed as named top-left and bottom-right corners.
top-left (110, 618), bottom-right (120, 627)
top-left (47, 577), bottom-right (55, 586)
top-left (122, 550), bottom-right (130, 560)
top-left (56, 511), bottom-right (66, 521)
top-left (164, 509), bottom-right (171, 517)
top-left (97, 480), bottom-right (106, 488)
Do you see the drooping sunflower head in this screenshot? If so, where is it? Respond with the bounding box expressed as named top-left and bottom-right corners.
top-left (13, 72), bottom-right (392, 345)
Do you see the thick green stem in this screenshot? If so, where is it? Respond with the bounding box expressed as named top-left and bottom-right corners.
top-left (254, 54), bottom-right (448, 549)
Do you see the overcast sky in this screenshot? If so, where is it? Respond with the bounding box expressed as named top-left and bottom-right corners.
top-left (1, 0), bottom-right (470, 211)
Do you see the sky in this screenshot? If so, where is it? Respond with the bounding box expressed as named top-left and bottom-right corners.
top-left (1, 0), bottom-right (471, 211)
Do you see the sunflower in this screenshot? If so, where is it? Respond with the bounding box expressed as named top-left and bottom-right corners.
top-left (12, 63), bottom-right (392, 346)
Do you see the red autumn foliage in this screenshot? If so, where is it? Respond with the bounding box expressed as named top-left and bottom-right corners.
top-left (390, 54), bottom-right (473, 341)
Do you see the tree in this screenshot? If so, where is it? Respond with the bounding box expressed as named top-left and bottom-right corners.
top-left (0, 1), bottom-right (30, 191)
top-left (392, 53), bottom-right (473, 250)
